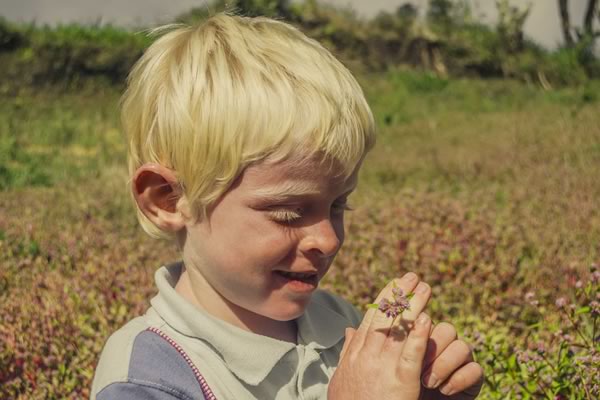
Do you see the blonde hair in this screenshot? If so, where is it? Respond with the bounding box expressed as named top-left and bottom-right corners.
top-left (122, 13), bottom-right (376, 239)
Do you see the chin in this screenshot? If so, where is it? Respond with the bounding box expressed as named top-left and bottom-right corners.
top-left (265, 301), bottom-right (310, 321)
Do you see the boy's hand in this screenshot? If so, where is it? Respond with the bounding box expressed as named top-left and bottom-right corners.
top-left (328, 273), bottom-right (433, 400)
top-left (328, 273), bottom-right (483, 400)
top-left (419, 323), bottom-right (484, 399)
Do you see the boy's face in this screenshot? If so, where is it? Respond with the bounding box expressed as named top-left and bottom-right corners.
top-left (181, 155), bottom-right (359, 322)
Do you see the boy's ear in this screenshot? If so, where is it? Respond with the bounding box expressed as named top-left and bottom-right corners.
top-left (132, 163), bottom-right (186, 232)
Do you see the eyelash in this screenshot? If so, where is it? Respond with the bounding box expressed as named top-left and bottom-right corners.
top-left (268, 209), bottom-right (303, 224)
top-left (267, 202), bottom-right (353, 224)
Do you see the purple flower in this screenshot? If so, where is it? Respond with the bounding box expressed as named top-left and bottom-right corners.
top-left (535, 342), bottom-right (546, 354)
top-left (375, 286), bottom-right (412, 318)
top-left (377, 298), bottom-right (391, 312)
top-left (553, 329), bottom-right (563, 338)
top-left (525, 291), bottom-right (535, 301)
top-left (525, 291), bottom-right (539, 306)
top-left (516, 350), bottom-right (529, 363)
top-left (563, 334), bottom-right (573, 342)
top-left (590, 300), bottom-right (599, 316)
top-left (555, 297), bottom-right (568, 308)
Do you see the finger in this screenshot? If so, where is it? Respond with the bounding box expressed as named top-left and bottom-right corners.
top-left (363, 273), bottom-right (421, 353)
top-left (395, 312), bottom-right (431, 381)
top-left (421, 322), bottom-right (457, 374)
top-left (384, 281), bottom-right (431, 352)
top-left (339, 327), bottom-right (356, 361)
top-left (438, 362), bottom-right (484, 398)
top-left (353, 273), bottom-right (419, 353)
top-left (421, 339), bottom-right (473, 390)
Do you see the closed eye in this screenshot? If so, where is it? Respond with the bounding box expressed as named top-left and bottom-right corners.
top-left (266, 200), bottom-right (353, 224)
top-left (267, 208), bottom-right (303, 224)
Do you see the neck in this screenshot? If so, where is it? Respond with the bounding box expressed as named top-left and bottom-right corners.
top-left (174, 265), bottom-right (297, 343)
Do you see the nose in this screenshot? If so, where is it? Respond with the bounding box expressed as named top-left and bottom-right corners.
top-left (299, 218), bottom-right (342, 258)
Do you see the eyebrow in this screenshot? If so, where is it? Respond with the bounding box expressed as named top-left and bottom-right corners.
top-left (250, 181), bottom-right (321, 202)
top-left (250, 179), bottom-right (357, 203)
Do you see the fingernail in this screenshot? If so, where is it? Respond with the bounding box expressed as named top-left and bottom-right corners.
top-left (421, 372), bottom-right (440, 389)
top-left (404, 272), bottom-right (417, 281)
top-left (415, 282), bottom-right (429, 293)
top-left (439, 381), bottom-right (455, 396)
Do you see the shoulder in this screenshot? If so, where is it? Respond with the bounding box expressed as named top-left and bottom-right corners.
top-left (310, 289), bottom-right (363, 327)
top-left (92, 317), bottom-right (148, 395)
top-left (92, 319), bottom-right (206, 400)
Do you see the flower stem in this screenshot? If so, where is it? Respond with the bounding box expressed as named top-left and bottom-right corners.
top-left (563, 309), bottom-right (592, 347)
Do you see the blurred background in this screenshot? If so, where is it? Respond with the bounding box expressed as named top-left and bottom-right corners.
top-left (1, 0), bottom-right (600, 89)
top-left (1, 0), bottom-right (595, 51)
top-left (0, 1), bottom-right (598, 399)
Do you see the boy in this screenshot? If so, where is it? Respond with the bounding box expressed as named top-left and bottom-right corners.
top-left (92, 13), bottom-right (483, 399)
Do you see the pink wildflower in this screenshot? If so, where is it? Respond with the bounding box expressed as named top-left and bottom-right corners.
top-left (372, 286), bottom-right (412, 318)
top-left (591, 269), bottom-right (600, 283)
top-left (525, 291), bottom-right (539, 306)
top-left (535, 342), bottom-right (546, 355)
top-left (590, 300), bottom-right (599, 316)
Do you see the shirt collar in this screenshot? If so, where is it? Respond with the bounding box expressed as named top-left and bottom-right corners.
top-left (149, 262), bottom-right (349, 386)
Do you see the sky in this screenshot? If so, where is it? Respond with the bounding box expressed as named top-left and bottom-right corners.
top-left (0, 0), bottom-right (591, 50)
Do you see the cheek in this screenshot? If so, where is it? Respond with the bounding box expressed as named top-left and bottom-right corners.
top-left (252, 228), bottom-right (298, 264)
top-left (333, 217), bottom-right (346, 248)
top-left (227, 220), bottom-right (298, 267)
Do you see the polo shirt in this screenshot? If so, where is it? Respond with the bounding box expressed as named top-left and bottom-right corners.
top-left (91, 262), bottom-right (363, 399)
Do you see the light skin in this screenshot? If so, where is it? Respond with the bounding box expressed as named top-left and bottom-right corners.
top-left (132, 156), bottom-right (484, 398)
top-left (330, 274), bottom-right (484, 399)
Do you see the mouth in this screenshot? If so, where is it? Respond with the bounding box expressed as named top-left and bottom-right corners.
top-left (273, 270), bottom-right (319, 292)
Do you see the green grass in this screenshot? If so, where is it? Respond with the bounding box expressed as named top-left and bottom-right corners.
top-left (0, 88), bottom-right (123, 189)
top-left (1, 71), bottom-right (599, 398)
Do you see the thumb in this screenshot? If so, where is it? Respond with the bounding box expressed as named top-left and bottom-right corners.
top-left (339, 327), bottom-right (356, 361)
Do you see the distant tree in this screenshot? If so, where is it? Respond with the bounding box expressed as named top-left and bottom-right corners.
top-left (558, 0), bottom-right (599, 48)
top-left (175, 0), bottom-right (292, 23)
top-left (396, 4), bottom-right (418, 20)
top-left (426, 0), bottom-right (472, 30)
top-left (427, 0), bottom-right (454, 26)
top-left (235, 0), bottom-right (291, 18)
top-left (496, 0), bottom-right (531, 53)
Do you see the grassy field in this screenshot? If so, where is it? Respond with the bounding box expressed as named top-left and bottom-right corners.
top-left (1, 71), bottom-right (599, 398)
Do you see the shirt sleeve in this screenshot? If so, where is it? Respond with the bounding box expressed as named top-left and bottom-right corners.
top-left (93, 328), bottom-right (212, 400)
top-left (97, 381), bottom-right (205, 400)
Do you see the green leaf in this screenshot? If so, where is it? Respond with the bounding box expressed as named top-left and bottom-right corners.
top-left (366, 303), bottom-right (379, 309)
top-left (575, 306), bottom-right (590, 314)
